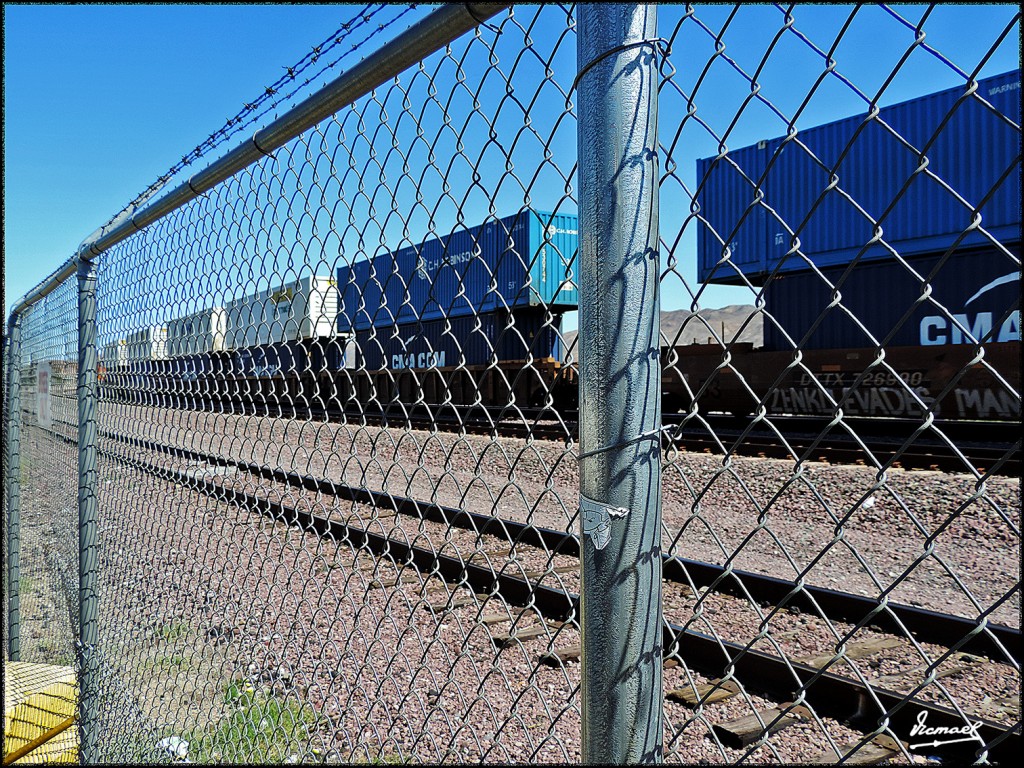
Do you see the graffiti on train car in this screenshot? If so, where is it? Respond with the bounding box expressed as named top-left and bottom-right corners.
top-left (769, 384), bottom-right (936, 418)
top-left (769, 379), bottom-right (1019, 420)
top-left (952, 388), bottom-right (1021, 420)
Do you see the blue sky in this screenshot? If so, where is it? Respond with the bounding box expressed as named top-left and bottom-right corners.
top-left (4, 4), bottom-right (1019, 323)
top-left (3, 4), bottom-right (430, 317)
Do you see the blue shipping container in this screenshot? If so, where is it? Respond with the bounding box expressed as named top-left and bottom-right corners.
top-left (160, 341), bottom-right (344, 380)
top-left (337, 210), bottom-right (579, 332)
top-left (761, 248), bottom-right (1021, 351)
top-left (355, 310), bottom-right (564, 370)
top-left (698, 70), bottom-right (1021, 284)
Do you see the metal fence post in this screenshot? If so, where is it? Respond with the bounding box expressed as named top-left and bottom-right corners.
top-left (576, 4), bottom-right (662, 764)
top-left (77, 256), bottom-right (100, 762)
top-left (5, 313), bottom-right (23, 661)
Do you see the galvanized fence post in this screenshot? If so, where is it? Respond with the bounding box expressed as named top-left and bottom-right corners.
top-left (5, 313), bottom-right (23, 661)
top-left (77, 257), bottom-right (100, 762)
top-left (576, 4), bottom-right (663, 763)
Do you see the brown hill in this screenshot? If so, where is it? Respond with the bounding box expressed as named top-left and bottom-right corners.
top-left (561, 305), bottom-right (762, 359)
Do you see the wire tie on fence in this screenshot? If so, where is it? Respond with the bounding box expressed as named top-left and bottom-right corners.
top-left (462, 3), bottom-right (504, 33)
top-left (252, 132), bottom-right (276, 159)
top-left (577, 424), bottom-right (672, 461)
top-left (580, 495), bottom-right (629, 551)
top-left (569, 37), bottom-right (670, 99)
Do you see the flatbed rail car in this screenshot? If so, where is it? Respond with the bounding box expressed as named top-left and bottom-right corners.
top-left (329, 356), bottom-right (579, 412)
top-left (100, 352), bottom-right (579, 415)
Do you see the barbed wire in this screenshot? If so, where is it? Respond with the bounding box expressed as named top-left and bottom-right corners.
top-left (97, 4), bottom-right (422, 230)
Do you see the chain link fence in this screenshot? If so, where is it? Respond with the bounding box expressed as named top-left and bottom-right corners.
top-left (4, 3), bottom-right (1020, 764)
top-left (7, 282), bottom-right (80, 669)
top-left (655, 4), bottom-right (1020, 764)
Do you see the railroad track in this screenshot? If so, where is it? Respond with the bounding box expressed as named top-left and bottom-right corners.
top-left (98, 389), bottom-right (1021, 476)
top-left (33, 413), bottom-right (1021, 763)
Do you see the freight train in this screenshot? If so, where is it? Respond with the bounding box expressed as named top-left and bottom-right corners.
top-left (670, 68), bottom-right (1021, 423)
top-left (99, 211), bottom-right (581, 411)
top-left (96, 71), bottom-right (1020, 426)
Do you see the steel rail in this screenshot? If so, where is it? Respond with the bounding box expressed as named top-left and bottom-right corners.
top-left (50, 416), bottom-right (1018, 664)
top-left (40, 419), bottom-right (1017, 765)
top-left (101, 387), bottom-right (1021, 475)
top-left (8, 2), bottom-right (510, 319)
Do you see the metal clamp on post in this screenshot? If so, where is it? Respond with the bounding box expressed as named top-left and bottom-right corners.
top-left (580, 496), bottom-right (629, 551)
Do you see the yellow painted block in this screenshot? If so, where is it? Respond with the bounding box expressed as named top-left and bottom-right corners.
top-left (3, 662), bottom-right (78, 764)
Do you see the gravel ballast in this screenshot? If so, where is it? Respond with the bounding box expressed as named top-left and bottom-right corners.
top-left (13, 401), bottom-right (1019, 763)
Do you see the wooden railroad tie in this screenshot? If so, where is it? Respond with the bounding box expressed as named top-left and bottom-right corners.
top-left (417, 555), bottom-right (571, 599)
top-left (479, 613), bottom-right (513, 626)
top-left (666, 636), bottom-right (904, 709)
top-left (869, 652), bottom-right (980, 688)
top-left (491, 621), bottom-right (564, 649)
top-left (712, 704), bottom-right (811, 749)
top-left (667, 679), bottom-right (740, 707)
top-left (523, 564), bottom-right (578, 579)
top-left (367, 572), bottom-right (422, 589)
top-left (422, 579), bottom-right (456, 595)
top-left (807, 734), bottom-right (905, 765)
top-left (542, 647), bottom-right (676, 667)
top-left (538, 648), bottom-right (693, 669)
top-left (539, 645), bottom-right (581, 666)
top-left (800, 636), bottom-right (903, 670)
top-left (422, 593), bottom-right (490, 614)
top-left (466, 549), bottom-right (513, 562)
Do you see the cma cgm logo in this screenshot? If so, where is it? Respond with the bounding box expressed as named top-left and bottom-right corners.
top-left (392, 351), bottom-right (446, 369)
top-left (920, 272), bottom-right (1020, 345)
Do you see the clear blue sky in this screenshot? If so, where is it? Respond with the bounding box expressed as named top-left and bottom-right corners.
top-left (3, 4), bottom-right (430, 317)
top-left (4, 4), bottom-right (1019, 322)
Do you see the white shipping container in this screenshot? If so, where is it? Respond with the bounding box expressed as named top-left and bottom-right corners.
top-left (225, 276), bottom-right (339, 348)
top-left (102, 340), bottom-right (127, 368)
top-left (125, 326), bottom-right (168, 361)
top-left (166, 308), bottom-right (227, 357)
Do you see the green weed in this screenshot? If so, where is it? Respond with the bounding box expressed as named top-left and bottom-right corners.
top-left (158, 621), bottom-right (190, 643)
top-left (188, 682), bottom-right (320, 763)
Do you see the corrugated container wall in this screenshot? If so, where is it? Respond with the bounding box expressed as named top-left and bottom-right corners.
top-left (102, 340), bottom-right (127, 369)
top-left (162, 338), bottom-right (349, 380)
top-left (337, 211), bottom-right (579, 332)
top-left (698, 70), bottom-right (1021, 283)
top-left (355, 309), bottom-right (564, 370)
top-left (761, 248), bottom-right (1021, 351)
top-left (225, 275), bottom-right (339, 348)
top-left (167, 308), bottom-right (227, 357)
top-left (123, 326), bottom-right (168, 362)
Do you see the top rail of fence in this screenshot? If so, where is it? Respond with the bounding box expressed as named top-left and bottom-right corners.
top-left (7, 1), bottom-right (510, 321)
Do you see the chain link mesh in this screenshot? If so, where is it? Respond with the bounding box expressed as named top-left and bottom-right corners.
top-left (4, 3), bottom-right (1020, 764)
top-left (656, 3), bottom-right (1019, 763)
top-left (12, 5), bottom-right (584, 763)
top-left (11, 284), bottom-right (80, 670)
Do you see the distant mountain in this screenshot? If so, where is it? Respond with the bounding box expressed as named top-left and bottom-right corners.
top-left (561, 304), bottom-right (762, 359)
top-left (659, 304), bottom-right (763, 347)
